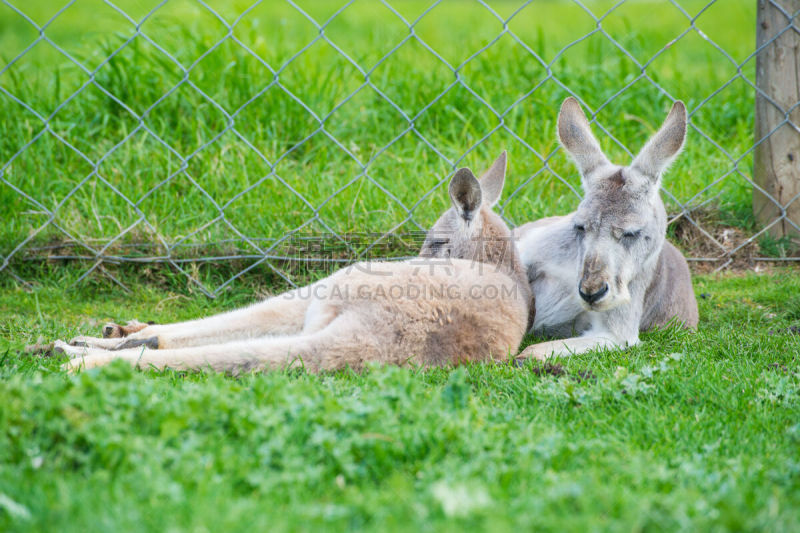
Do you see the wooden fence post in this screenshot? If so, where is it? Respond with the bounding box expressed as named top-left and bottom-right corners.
top-left (754, 0), bottom-right (800, 239)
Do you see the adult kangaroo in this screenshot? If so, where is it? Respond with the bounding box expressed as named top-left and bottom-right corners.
top-left (515, 97), bottom-right (698, 361)
top-left (54, 153), bottom-right (532, 373)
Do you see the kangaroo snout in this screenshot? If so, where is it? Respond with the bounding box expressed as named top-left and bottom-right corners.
top-left (578, 282), bottom-right (609, 305)
top-left (579, 254), bottom-right (609, 305)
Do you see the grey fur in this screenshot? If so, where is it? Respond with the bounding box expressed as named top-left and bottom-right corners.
top-left (515, 98), bottom-right (698, 361)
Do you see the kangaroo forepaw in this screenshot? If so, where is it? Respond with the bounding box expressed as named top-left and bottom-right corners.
top-left (514, 345), bottom-right (549, 362)
top-left (103, 320), bottom-right (150, 338)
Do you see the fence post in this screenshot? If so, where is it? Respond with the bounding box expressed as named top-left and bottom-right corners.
top-left (754, 0), bottom-right (800, 239)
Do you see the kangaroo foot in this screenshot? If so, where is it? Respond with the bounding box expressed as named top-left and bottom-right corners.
top-left (102, 320), bottom-right (152, 338)
top-left (24, 337), bottom-right (55, 356)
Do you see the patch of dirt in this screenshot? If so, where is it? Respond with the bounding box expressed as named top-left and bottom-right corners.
top-left (768, 326), bottom-right (800, 336)
top-left (516, 360), bottom-right (596, 383)
top-left (10, 215), bottom-right (800, 292)
top-left (670, 213), bottom-right (799, 274)
top-left (767, 362), bottom-right (791, 373)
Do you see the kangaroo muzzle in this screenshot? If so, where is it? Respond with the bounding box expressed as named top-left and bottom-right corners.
top-left (579, 254), bottom-right (610, 306)
top-left (579, 281), bottom-right (609, 304)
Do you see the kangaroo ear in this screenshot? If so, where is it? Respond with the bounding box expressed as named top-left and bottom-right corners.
top-left (557, 97), bottom-right (611, 184)
top-left (478, 150), bottom-right (507, 207)
top-left (631, 101), bottom-right (687, 183)
top-left (449, 168), bottom-right (482, 222)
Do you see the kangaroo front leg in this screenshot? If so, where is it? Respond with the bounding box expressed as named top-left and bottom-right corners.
top-left (70, 286), bottom-right (314, 350)
top-left (516, 334), bottom-right (631, 361)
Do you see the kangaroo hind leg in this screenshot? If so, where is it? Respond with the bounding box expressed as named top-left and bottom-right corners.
top-left (70, 286), bottom-right (315, 350)
top-left (62, 313), bottom-right (381, 375)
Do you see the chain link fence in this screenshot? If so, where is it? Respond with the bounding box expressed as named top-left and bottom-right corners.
top-left (0, 0), bottom-right (797, 297)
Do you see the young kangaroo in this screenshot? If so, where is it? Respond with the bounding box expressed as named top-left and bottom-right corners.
top-left (515, 98), bottom-right (698, 361)
top-left (54, 153), bottom-right (532, 373)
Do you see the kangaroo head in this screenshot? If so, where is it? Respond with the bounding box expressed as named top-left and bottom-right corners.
top-left (557, 97), bottom-right (686, 311)
top-left (420, 151), bottom-right (521, 275)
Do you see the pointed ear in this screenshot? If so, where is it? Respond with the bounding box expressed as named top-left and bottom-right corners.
top-left (631, 101), bottom-right (687, 182)
top-left (449, 168), bottom-right (482, 222)
top-left (557, 97), bottom-right (611, 182)
top-left (478, 151), bottom-right (507, 207)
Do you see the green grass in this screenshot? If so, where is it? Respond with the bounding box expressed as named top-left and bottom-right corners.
top-left (1, 271), bottom-right (799, 531)
top-left (2, 4), bottom-right (797, 530)
top-left (1, 0), bottom-right (758, 269)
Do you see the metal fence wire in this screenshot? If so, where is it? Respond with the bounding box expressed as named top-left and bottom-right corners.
top-left (1, 0), bottom-right (798, 296)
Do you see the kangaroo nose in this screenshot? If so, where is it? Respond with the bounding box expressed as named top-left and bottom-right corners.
top-left (579, 283), bottom-right (609, 305)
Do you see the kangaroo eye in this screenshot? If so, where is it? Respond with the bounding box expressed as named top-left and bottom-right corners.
top-left (574, 224), bottom-right (585, 233)
top-left (622, 230), bottom-right (641, 240)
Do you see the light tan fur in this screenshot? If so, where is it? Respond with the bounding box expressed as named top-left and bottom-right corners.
top-left (56, 153), bottom-right (532, 374)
